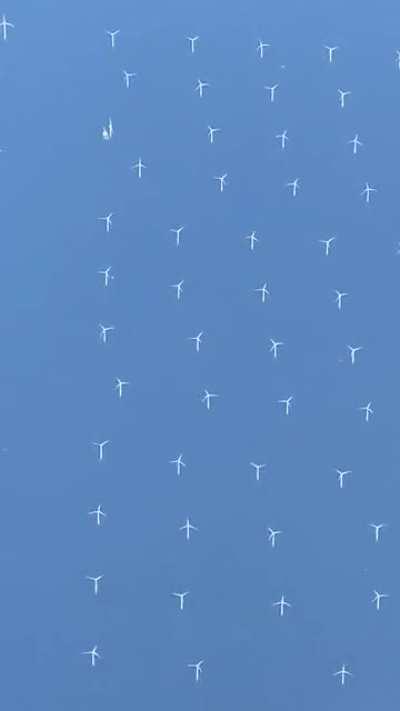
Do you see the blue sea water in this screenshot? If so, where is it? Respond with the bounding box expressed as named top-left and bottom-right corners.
top-left (0, 0), bottom-right (399, 708)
